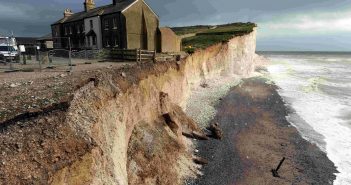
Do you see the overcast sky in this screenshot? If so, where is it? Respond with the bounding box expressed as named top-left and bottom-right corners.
top-left (0, 0), bottom-right (350, 51)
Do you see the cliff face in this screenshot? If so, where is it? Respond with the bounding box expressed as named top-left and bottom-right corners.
top-left (0, 29), bottom-right (260, 185)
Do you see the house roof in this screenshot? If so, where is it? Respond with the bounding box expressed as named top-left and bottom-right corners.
top-left (16, 37), bottom-right (38, 45)
top-left (37, 33), bottom-right (52, 41)
top-left (52, 0), bottom-right (137, 25)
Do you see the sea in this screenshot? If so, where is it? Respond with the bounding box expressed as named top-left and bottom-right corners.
top-left (259, 51), bottom-right (351, 185)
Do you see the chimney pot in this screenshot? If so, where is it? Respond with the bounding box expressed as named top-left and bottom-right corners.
top-left (64, 8), bottom-right (73, 18)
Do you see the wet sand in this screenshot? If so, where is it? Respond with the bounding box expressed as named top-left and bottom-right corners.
top-left (194, 78), bottom-right (337, 185)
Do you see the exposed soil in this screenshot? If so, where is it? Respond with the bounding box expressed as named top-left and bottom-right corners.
top-left (194, 78), bottom-right (337, 185)
top-left (0, 62), bottom-right (133, 123)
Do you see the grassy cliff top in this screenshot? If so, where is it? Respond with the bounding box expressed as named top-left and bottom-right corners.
top-left (172, 22), bottom-right (257, 52)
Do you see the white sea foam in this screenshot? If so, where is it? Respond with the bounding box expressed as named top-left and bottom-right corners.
top-left (266, 54), bottom-right (351, 185)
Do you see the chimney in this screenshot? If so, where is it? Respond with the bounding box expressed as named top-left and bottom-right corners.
top-left (64, 9), bottom-right (73, 18)
top-left (84, 0), bottom-right (96, 12)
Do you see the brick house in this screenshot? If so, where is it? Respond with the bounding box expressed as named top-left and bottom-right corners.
top-left (51, 0), bottom-right (159, 51)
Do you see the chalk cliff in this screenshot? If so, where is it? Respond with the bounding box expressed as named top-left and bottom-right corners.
top-left (0, 29), bottom-right (263, 185)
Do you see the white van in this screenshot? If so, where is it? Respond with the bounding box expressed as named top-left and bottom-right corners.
top-left (0, 45), bottom-right (19, 62)
top-left (0, 37), bottom-right (19, 62)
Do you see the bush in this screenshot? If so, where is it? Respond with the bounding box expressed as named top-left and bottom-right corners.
top-left (184, 47), bottom-right (195, 54)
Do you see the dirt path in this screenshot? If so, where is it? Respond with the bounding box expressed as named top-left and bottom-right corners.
top-left (194, 78), bottom-right (337, 185)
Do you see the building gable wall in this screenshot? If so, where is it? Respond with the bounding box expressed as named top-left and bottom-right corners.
top-left (84, 16), bottom-right (102, 49)
top-left (122, 0), bottom-right (158, 50)
top-left (159, 28), bottom-right (181, 53)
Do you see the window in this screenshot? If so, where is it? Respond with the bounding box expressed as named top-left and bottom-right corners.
top-left (87, 37), bottom-right (91, 46)
top-left (77, 25), bottom-right (80, 33)
top-left (106, 39), bottom-right (110, 47)
top-left (112, 18), bottom-right (117, 29)
top-left (92, 36), bottom-right (96, 45)
top-left (69, 26), bottom-right (72, 34)
top-left (114, 39), bottom-right (118, 47)
top-left (90, 20), bottom-right (93, 29)
top-left (104, 20), bottom-right (109, 30)
top-left (65, 27), bottom-right (68, 35)
top-left (82, 25), bottom-right (85, 33)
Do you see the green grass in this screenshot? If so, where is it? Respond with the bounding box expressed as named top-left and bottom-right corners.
top-left (182, 35), bottom-right (233, 50)
top-left (171, 25), bottom-right (212, 36)
top-left (173, 22), bottom-right (257, 52)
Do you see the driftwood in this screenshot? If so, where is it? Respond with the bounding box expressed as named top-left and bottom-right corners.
top-left (193, 156), bottom-right (208, 165)
top-left (182, 131), bottom-right (209, 140)
top-left (271, 157), bottom-right (286, 178)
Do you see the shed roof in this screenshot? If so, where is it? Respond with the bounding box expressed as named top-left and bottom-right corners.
top-left (159, 27), bottom-right (178, 37)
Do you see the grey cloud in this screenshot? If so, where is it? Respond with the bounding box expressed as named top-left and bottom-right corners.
top-left (0, 0), bottom-right (349, 50)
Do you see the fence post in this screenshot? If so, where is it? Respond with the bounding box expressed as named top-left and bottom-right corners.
top-left (68, 38), bottom-right (72, 72)
top-left (139, 49), bottom-right (142, 62)
top-left (135, 49), bottom-right (138, 63)
top-left (153, 50), bottom-right (156, 63)
top-left (38, 54), bottom-right (42, 72)
top-left (22, 53), bottom-right (26, 65)
top-left (47, 52), bottom-right (52, 68)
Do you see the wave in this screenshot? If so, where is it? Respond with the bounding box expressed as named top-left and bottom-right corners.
top-left (266, 54), bottom-right (351, 185)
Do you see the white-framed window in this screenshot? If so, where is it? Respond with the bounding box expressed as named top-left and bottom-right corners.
top-left (65, 27), bottom-right (68, 35)
top-left (113, 18), bottom-right (117, 29)
top-left (77, 25), bottom-right (80, 33)
top-left (82, 25), bottom-right (85, 33)
top-left (114, 39), bottom-right (118, 47)
top-left (69, 26), bottom-right (72, 34)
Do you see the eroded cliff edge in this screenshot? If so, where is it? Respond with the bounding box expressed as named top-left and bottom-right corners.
top-left (0, 29), bottom-right (263, 185)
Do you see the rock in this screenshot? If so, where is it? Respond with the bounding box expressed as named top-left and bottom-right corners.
top-left (121, 72), bottom-right (127, 78)
top-left (200, 83), bottom-right (209, 88)
top-left (207, 122), bottom-right (224, 140)
top-left (60, 74), bottom-right (67, 78)
top-left (9, 83), bottom-right (20, 88)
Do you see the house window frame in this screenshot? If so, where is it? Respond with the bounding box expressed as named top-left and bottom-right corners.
top-left (112, 18), bottom-right (117, 29)
top-left (65, 27), bottom-right (68, 35)
top-left (90, 20), bottom-right (94, 29)
top-left (87, 36), bottom-right (91, 46)
top-left (77, 25), bottom-right (80, 34)
top-left (114, 39), bottom-right (118, 47)
top-left (104, 20), bottom-right (109, 30)
top-left (92, 36), bottom-right (97, 45)
top-left (69, 26), bottom-right (72, 34)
